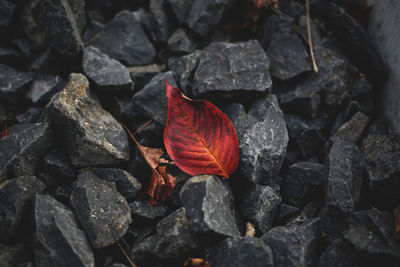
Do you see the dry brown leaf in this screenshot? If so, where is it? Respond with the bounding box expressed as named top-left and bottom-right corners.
top-left (0, 121), bottom-right (8, 139)
top-left (183, 258), bottom-right (211, 267)
top-left (245, 221), bottom-right (256, 237)
top-left (394, 204), bottom-right (400, 239)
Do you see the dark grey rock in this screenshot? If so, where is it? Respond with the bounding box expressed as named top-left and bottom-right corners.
top-left (23, 0), bottom-right (84, 55)
top-left (180, 175), bottom-right (240, 238)
top-left (206, 237), bottom-right (274, 267)
top-left (298, 15), bottom-right (322, 46)
top-left (16, 107), bottom-right (44, 123)
top-left (276, 204), bottom-right (300, 224)
top-left (83, 46), bottom-right (133, 94)
top-left (90, 11), bottom-right (155, 66)
top-left (82, 20), bottom-right (104, 44)
top-left (318, 239), bottom-right (355, 267)
top-left (219, 102), bottom-right (246, 126)
top-left (257, 13), bottom-right (294, 50)
top-left (131, 207), bottom-right (200, 262)
top-left (168, 50), bottom-right (201, 96)
top-left (192, 40), bottom-right (272, 98)
top-left (326, 137), bottom-right (365, 213)
top-left (0, 243), bottom-right (28, 267)
top-left (267, 32), bottom-right (312, 81)
top-left (71, 171), bottom-right (132, 248)
top-left (0, 123), bottom-right (53, 180)
top-left (93, 168), bottom-right (142, 200)
top-left (281, 162), bottom-right (326, 206)
top-left (41, 148), bottom-right (75, 183)
top-left (240, 185), bottom-right (281, 233)
top-left (131, 71), bottom-right (177, 125)
top-left (0, 64), bottom-right (32, 104)
top-left (149, 0), bottom-right (174, 42)
top-left (128, 64), bottom-right (166, 90)
top-left (68, 0), bottom-right (86, 33)
top-left (334, 111), bottom-right (370, 143)
top-left (330, 101), bottom-right (368, 137)
top-left (363, 132), bottom-right (400, 204)
top-left (0, 176), bottom-right (45, 242)
top-left (0, 44), bottom-right (24, 65)
top-left (129, 200), bottom-right (168, 220)
top-left (0, 0), bottom-right (16, 32)
top-left (167, 28), bottom-right (196, 54)
top-left (327, 3), bottom-right (385, 79)
top-left (26, 74), bottom-right (64, 105)
top-left (34, 194), bottom-right (95, 267)
top-left (237, 95), bottom-right (288, 186)
top-left (187, 0), bottom-right (233, 36)
top-left (47, 73), bottom-right (130, 167)
top-left (261, 218), bottom-right (322, 267)
top-left (167, 0), bottom-right (194, 23)
top-left (349, 75), bottom-right (372, 98)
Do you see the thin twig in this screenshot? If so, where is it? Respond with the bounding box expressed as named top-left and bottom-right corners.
top-left (306, 0), bottom-right (318, 73)
top-left (133, 118), bottom-right (154, 137)
top-left (117, 240), bottom-right (137, 267)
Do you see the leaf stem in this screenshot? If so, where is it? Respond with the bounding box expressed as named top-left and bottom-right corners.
top-left (306, 0), bottom-right (318, 73)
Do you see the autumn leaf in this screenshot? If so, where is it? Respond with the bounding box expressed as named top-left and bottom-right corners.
top-left (394, 204), bottom-right (400, 239)
top-left (183, 258), bottom-right (210, 267)
top-left (250, 0), bottom-right (278, 9)
top-left (121, 122), bottom-right (176, 205)
top-left (0, 121), bottom-right (8, 139)
top-left (163, 81), bottom-right (240, 179)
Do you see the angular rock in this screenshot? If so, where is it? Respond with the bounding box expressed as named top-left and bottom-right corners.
top-left (0, 123), bottom-right (53, 180)
top-left (129, 200), bottom-right (168, 221)
top-left (149, 0), bottom-right (174, 42)
top-left (71, 171), bottom-right (132, 248)
top-left (41, 148), bottom-right (75, 183)
top-left (131, 207), bottom-right (200, 262)
top-left (363, 132), bottom-right (400, 204)
top-left (267, 32), bottom-right (312, 81)
top-left (237, 95), bottom-right (288, 186)
top-left (82, 20), bottom-right (104, 44)
top-left (0, 176), bottom-right (45, 242)
top-left (47, 73), bottom-right (130, 167)
top-left (206, 237), bottom-right (274, 267)
top-left (23, 0), bottom-right (84, 55)
top-left (128, 64), bottom-right (165, 90)
top-left (326, 137), bottom-right (365, 213)
top-left (82, 46), bottom-right (133, 94)
top-left (257, 13), bottom-right (294, 50)
top-left (16, 107), bottom-right (44, 123)
top-left (0, 0), bottom-right (16, 32)
top-left (276, 204), bottom-right (300, 224)
top-left (93, 168), bottom-right (142, 200)
top-left (334, 111), bottom-right (370, 143)
top-left (187, 0), bottom-right (233, 36)
top-left (240, 185), bottom-right (281, 233)
top-left (0, 64), bottom-right (32, 104)
top-left (167, 0), bottom-right (194, 23)
top-left (26, 74), bottom-right (64, 105)
top-left (168, 50), bottom-right (201, 96)
top-left (167, 28), bottom-right (196, 54)
top-left (131, 71), bottom-right (177, 125)
top-left (34, 194), bottom-right (95, 267)
top-left (90, 11), bottom-right (155, 66)
top-left (180, 175), bottom-right (240, 238)
top-left (261, 218), bottom-right (322, 267)
top-left (192, 40), bottom-right (271, 98)
top-left (0, 244), bottom-right (28, 267)
top-left (318, 239), bottom-right (355, 267)
top-left (281, 162), bottom-right (326, 206)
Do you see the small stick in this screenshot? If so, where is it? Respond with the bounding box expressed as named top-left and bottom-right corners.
top-left (306, 0), bottom-right (318, 73)
top-left (133, 118), bottom-right (154, 137)
top-left (117, 240), bottom-right (137, 267)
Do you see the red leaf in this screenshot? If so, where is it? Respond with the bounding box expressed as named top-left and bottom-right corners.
top-left (163, 81), bottom-right (240, 179)
top-left (250, 0), bottom-right (278, 9)
top-left (183, 258), bottom-right (210, 267)
top-left (0, 121), bottom-right (8, 139)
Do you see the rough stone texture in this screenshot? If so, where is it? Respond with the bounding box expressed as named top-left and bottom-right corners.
top-left (149, 0), bottom-right (174, 42)
top-left (257, 13), bottom-right (294, 50)
top-left (131, 207), bottom-right (200, 262)
top-left (261, 218), bottom-right (322, 267)
top-left (26, 74), bottom-right (64, 105)
top-left (0, 176), bottom-right (45, 242)
top-left (82, 46), bottom-right (133, 93)
top-left (318, 239), bottom-right (355, 267)
top-left (187, 0), bottom-right (233, 36)
top-left (206, 237), bottom-right (274, 267)
top-left (327, 3), bottom-right (385, 79)
top-left (168, 50), bottom-right (201, 96)
top-left (0, 123), bottom-right (53, 180)
top-left (129, 200), bottom-right (168, 221)
top-left (16, 107), bottom-right (44, 124)
top-left (281, 162), bottom-right (326, 206)
top-left (267, 32), bottom-right (312, 81)
top-left (180, 175), bottom-right (240, 238)
top-left (47, 73), bottom-right (130, 167)
top-left (71, 171), bottom-right (132, 248)
top-left (23, 0), bottom-right (84, 55)
top-left (41, 148), bottom-right (76, 183)
top-left (0, 243), bottom-right (29, 267)
top-left (82, 20), bottom-right (104, 44)
top-left (192, 40), bottom-right (272, 98)
top-left (167, 28), bottom-right (196, 54)
top-left (326, 137), bottom-right (365, 213)
top-left (131, 71), bottom-right (177, 125)
top-left (93, 168), bottom-right (142, 200)
top-left (34, 194), bottom-right (95, 267)
top-left (363, 132), bottom-right (400, 204)
top-left (167, 0), bottom-right (194, 23)
top-left (128, 64), bottom-right (165, 90)
top-left (240, 185), bottom-right (281, 233)
top-left (236, 95), bottom-right (288, 186)
top-left (0, 0), bottom-right (16, 32)
top-left (90, 11), bottom-right (155, 66)
top-left (0, 64), bottom-right (32, 104)
top-left (334, 111), bottom-right (370, 143)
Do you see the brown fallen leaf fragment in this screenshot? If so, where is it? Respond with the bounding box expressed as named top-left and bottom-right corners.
top-left (183, 258), bottom-right (211, 267)
top-left (245, 221), bottom-right (256, 237)
top-left (121, 122), bottom-right (176, 205)
top-left (394, 204), bottom-right (400, 239)
top-left (250, 0), bottom-right (278, 9)
top-left (0, 121), bottom-right (8, 139)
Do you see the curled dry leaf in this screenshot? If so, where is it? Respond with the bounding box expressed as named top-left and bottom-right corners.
top-left (0, 121), bottom-right (8, 139)
top-left (121, 122), bottom-right (176, 205)
top-left (183, 258), bottom-right (210, 267)
top-left (394, 204), bottom-right (400, 239)
top-left (245, 221), bottom-right (256, 237)
top-left (163, 81), bottom-right (240, 179)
